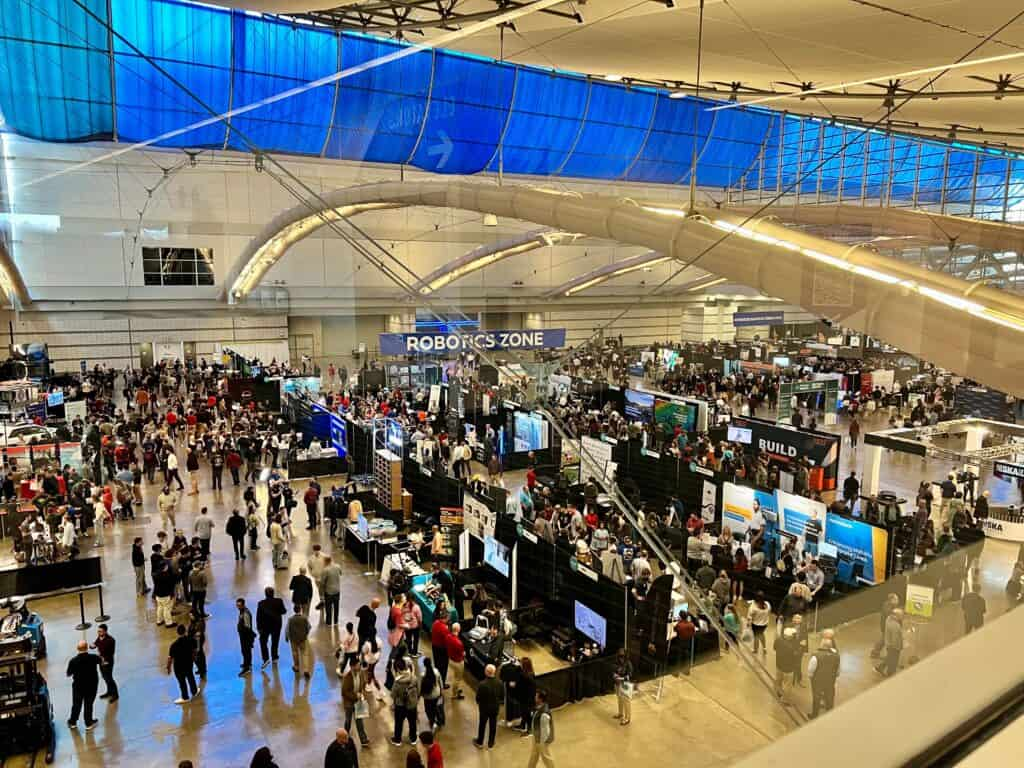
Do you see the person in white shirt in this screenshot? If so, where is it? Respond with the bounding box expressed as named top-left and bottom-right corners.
top-left (157, 488), bottom-right (178, 531)
top-left (92, 494), bottom-right (107, 548)
top-left (750, 500), bottom-right (765, 534)
top-left (307, 544), bottom-right (328, 618)
top-left (165, 450), bottom-right (184, 490)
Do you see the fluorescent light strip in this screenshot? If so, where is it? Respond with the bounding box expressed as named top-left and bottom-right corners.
top-left (565, 276), bottom-right (605, 296)
top-left (687, 277), bottom-right (727, 292)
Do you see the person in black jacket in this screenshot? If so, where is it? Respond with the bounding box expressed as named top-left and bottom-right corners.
top-left (289, 567), bottom-right (314, 616)
top-left (256, 586), bottom-right (287, 668)
top-left (167, 624), bottom-right (199, 704)
top-left (324, 727), bottom-right (359, 768)
top-left (226, 508), bottom-right (248, 561)
top-left (132, 537), bottom-right (149, 595)
top-left (237, 598), bottom-right (256, 676)
top-left (67, 640), bottom-right (101, 729)
top-left (473, 663), bottom-right (503, 749)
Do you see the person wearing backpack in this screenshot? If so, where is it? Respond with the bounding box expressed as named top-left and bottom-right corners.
top-left (527, 689), bottom-right (555, 768)
top-left (390, 657), bottom-right (420, 747)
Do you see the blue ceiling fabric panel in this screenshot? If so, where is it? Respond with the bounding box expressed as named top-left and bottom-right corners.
top-left (914, 142), bottom-right (947, 204)
top-left (225, 13), bottom-right (338, 155)
top-left (487, 67), bottom-right (587, 176)
top-left (888, 136), bottom-right (918, 202)
top-left (693, 106), bottom-right (773, 189)
top-left (325, 33), bottom-right (431, 163)
top-left (1007, 159), bottom-right (1024, 215)
top-left (755, 113), bottom-right (784, 192)
top-left (862, 134), bottom-right (891, 199)
top-left (410, 49), bottom-right (515, 174)
top-left (112, 0), bottom-right (231, 147)
top-left (557, 82), bottom-right (656, 179)
top-left (626, 95), bottom-right (710, 184)
top-left (0, 0), bottom-right (112, 141)
top-left (944, 149), bottom-right (977, 205)
top-left (816, 123), bottom-right (845, 195)
top-left (973, 155), bottom-right (1009, 214)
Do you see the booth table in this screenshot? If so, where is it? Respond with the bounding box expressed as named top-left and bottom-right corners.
top-left (980, 508), bottom-right (1024, 543)
top-left (288, 454), bottom-right (347, 480)
top-left (344, 523), bottom-right (400, 572)
top-left (409, 574), bottom-right (459, 631)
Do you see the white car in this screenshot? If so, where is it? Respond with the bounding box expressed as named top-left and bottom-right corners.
top-left (1, 423), bottom-right (56, 448)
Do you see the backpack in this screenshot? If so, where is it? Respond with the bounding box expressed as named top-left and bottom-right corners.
top-left (394, 676), bottom-right (419, 709)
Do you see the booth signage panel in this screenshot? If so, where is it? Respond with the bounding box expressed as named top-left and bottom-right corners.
top-left (721, 483), bottom-right (775, 535)
top-left (733, 311), bottom-right (784, 327)
top-left (980, 517), bottom-right (1024, 542)
top-left (777, 489), bottom-right (827, 540)
top-left (823, 513), bottom-right (888, 584)
top-left (730, 416), bottom-right (841, 490)
top-left (379, 329), bottom-right (566, 355)
top-left (580, 436), bottom-right (613, 485)
top-left (994, 461), bottom-right (1024, 481)
top-left (906, 584), bottom-right (934, 618)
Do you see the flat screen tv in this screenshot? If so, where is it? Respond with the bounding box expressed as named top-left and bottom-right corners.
top-left (483, 535), bottom-right (510, 578)
top-left (654, 398), bottom-right (696, 432)
top-left (624, 389), bottom-right (655, 422)
top-left (513, 412), bottom-right (548, 452)
top-left (574, 600), bottom-right (607, 648)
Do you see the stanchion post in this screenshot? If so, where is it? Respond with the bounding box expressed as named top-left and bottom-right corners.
top-left (74, 592), bottom-right (91, 631)
top-left (94, 585), bottom-right (110, 622)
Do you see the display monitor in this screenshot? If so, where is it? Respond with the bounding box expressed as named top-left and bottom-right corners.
top-left (483, 535), bottom-right (510, 578)
top-left (624, 389), bottom-right (655, 422)
top-left (281, 376), bottom-right (321, 396)
top-left (654, 398), bottom-right (696, 432)
top-left (772, 356), bottom-right (791, 368)
top-left (513, 412), bottom-right (548, 452)
top-left (46, 391), bottom-right (64, 407)
top-left (573, 600), bottom-right (607, 648)
top-left (727, 425), bottom-right (753, 444)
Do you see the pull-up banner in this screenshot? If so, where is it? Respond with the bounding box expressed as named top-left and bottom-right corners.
top-left (380, 329), bottom-right (566, 355)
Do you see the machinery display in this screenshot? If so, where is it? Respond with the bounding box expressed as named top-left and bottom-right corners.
top-left (0, 635), bottom-right (55, 763)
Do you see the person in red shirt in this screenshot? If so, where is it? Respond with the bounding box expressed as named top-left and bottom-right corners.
top-left (419, 730), bottom-right (444, 768)
top-left (165, 410), bottom-right (178, 439)
top-left (430, 615), bottom-right (451, 689)
top-left (206, 394), bottom-right (217, 409)
top-left (526, 466), bottom-right (537, 490)
top-left (444, 622), bottom-right (465, 700)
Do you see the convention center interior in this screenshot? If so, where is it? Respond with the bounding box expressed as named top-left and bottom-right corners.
top-left (3, 0), bottom-right (1024, 767)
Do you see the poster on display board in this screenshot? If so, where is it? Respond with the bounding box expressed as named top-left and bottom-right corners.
top-left (776, 489), bottom-right (827, 542)
top-left (463, 492), bottom-right (496, 540)
top-left (871, 369), bottom-right (895, 393)
top-left (729, 416), bottom-right (841, 491)
top-left (823, 513), bottom-right (888, 584)
top-left (580, 436), bottom-right (613, 485)
top-left (721, 483), bottom-right (776, 534)
top-left (701, 480), bottom-right (718, 523)
top-left (905, 583), bottom-right (934, 618)
top-left (328, 413), bottom-right (348, 457)
top-left (654, 398), bottom-right (698, 433)
top-left (64, 399), bottom-right (88, 423)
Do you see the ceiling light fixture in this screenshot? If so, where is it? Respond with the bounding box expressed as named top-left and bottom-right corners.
top-left (687, 277), bottom-right (727, 292)
top-left (604, 74), bottom-right (624, 82)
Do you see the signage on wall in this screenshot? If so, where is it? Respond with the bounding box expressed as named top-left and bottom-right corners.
top-left (379, 328), bottom-right (566, 355)
top-left (994, 460), bottom-right (1024, 481)
top-left (733, 311), bottom-right (784, 327)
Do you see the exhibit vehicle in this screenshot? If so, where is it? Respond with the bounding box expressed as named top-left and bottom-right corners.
top-left (0, 636), bottom-right (55, 763)
top-left (0, 597), bottom-right (48, 658)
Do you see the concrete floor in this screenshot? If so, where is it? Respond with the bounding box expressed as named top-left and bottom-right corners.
top-left (2, 404), bottom-right (1021, 767)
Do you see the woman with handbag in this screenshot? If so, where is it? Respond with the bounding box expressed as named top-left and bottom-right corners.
top-left (341, 662), bottom-right (372, 747)
top-left (612, 648), bottom-right (634, 726)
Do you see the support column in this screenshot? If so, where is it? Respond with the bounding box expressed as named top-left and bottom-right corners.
top-left (861, 444), bottom-right (883, 496)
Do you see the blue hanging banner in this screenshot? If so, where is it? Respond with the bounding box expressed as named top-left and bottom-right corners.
top-left (379, 329), bottom-right (566, 355)
top-left (733, 311), bottom-right (784, 327)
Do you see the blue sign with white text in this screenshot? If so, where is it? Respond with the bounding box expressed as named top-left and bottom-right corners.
top-left (379, 329), bottom-right (566, 355)
top-left (733, 311), bottom-right (784, 327)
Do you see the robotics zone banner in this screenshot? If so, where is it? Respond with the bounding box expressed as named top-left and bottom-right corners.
top-left (379, 329), bottom-right (566, 355)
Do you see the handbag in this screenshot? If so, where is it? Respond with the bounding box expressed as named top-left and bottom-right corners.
top-left (354, 698), bottom-right (370, 720)
top-left (620, 680), bottom-right (635, 700)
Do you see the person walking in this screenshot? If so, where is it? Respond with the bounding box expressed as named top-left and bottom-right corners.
top-left (304, 481), bottom-right (320, 530)
top-left (341, 662), bottom-right (371, 747)
top-left (226, 508), bottom-right (247, 561)
top-left (774, 627), bottom-right (801, 700)
top-left (472, 663), bottom-right (502, 750)
top-left (356, 597), bottom-right (381, 647)
top-left (257, 586), bottom-right (287, 668)
top-left (870, 594), bottom-right (900, 658)
top-left (390, 657), bottom-right (420, 747)
top-left (166, 449), bottom-right (185, 491)
top-left (808, 635), bottom-right (841, 718)
top-left (132, 536), bottom-right (149, 596)
top-left (429, 614), bottom-right (451, 690)
top-left (210, 449), bottom-right (224, 491)
top-left (289, 566), bottom-right (313, 616)
top-left (153, 561), bottom-right (177, 628)
top-left (875, 608), bottom-right (904, 677)
top-left (92, 624), bottom-right (119, 703)
top-left (747, 594), bottom-right (771, 656)
top-left (963, 585), bottom-right (987, 633)
top-left (157, 486), bottom-right (178, 531)
top-left (186, 448), bottom-right (200, 495)
top-left (269, 516), bottom-right (286, 570)
top-left (66, 640), bottom-right (101, 730)
top-left (307, 544), bottom-right (328, 618)
top-left (193, 506), bottom-right (214, 559)
top-left (612, 649), bottom-right (633, 726)
top-left (321, 557), bottom-right (343, 626)
top-left (167, 624), bottom-right (200, 704)
top-left (189, 560), bottom-right (209, 618)
top-left (324, 727), bottom-right (359, 768)
top-left (285, 605), bottom-right (313, 679)
top-left (848, 416), bottom-right (860, 448)
top-left (526, 689), bottom-right (555, 768)
top-left (445, 623), bottom-right (465, 700)
top-left (237, 597), bottom-right (256, 677)
top-left (420, 657), bottom-right (444, 731)
top-left (189, 608), bottom-right (208, 679)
